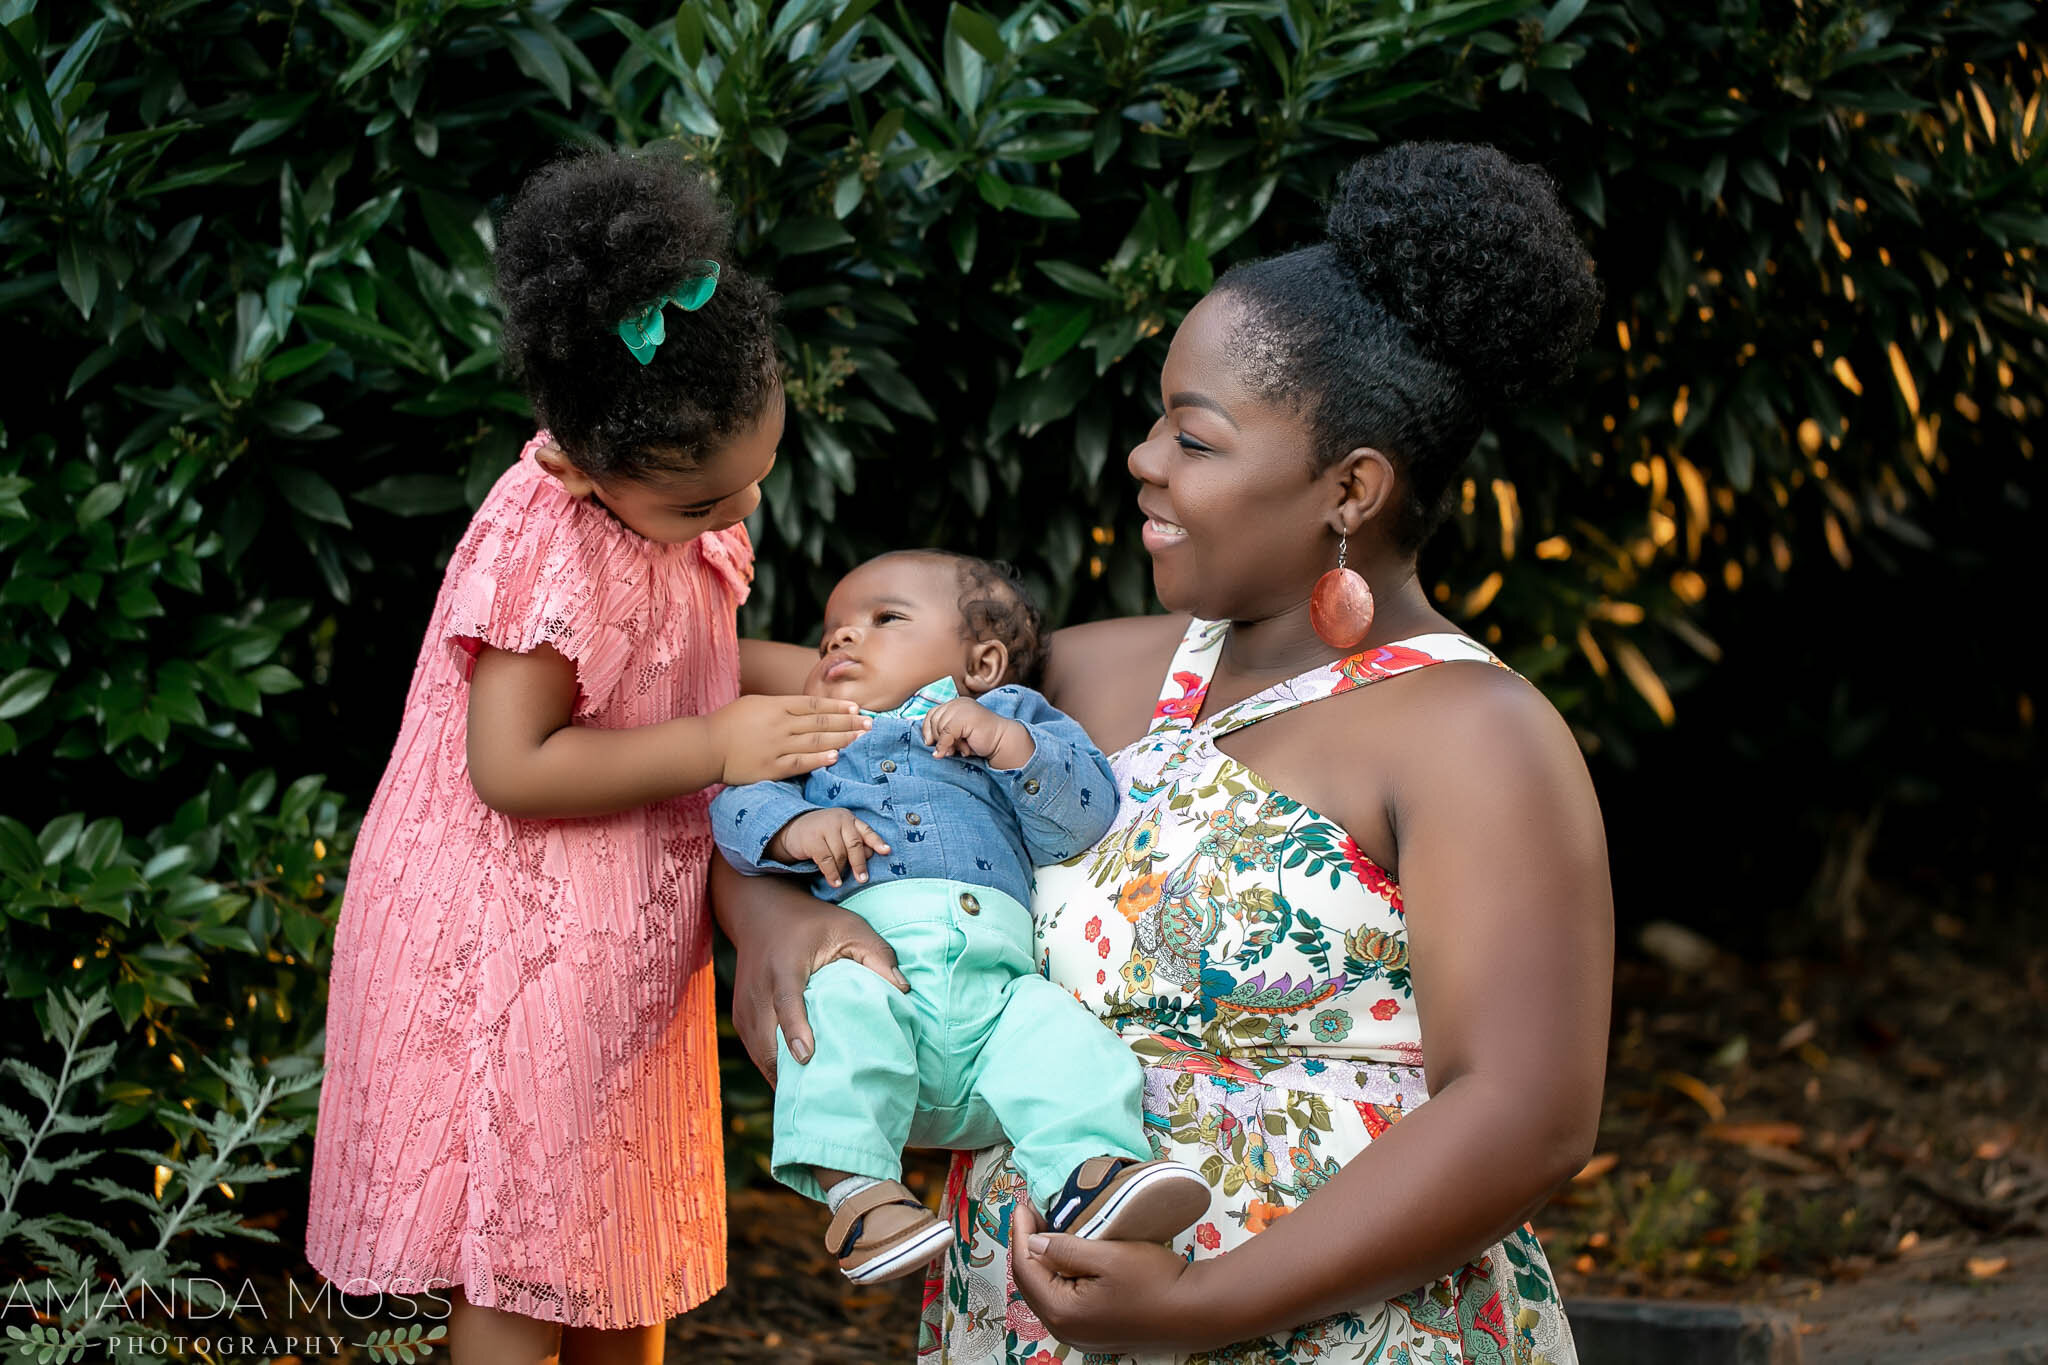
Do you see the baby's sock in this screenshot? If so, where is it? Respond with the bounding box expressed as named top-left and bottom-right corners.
top-left (824, 1175), bottom-right (884, 1213)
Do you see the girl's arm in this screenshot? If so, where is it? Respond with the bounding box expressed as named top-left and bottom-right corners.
top-left (710, 856), bottom-right (908, 1081)
top-left (1011, 667), bottom-right (1613, 1352)
top-left (465, 642), bottom-right (869, 819)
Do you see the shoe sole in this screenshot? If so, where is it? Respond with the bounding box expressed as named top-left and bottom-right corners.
top-left (1072, 1164), bottom-right (1212, 1243)
top-left (841, 1220), bottom-right (955, 1285)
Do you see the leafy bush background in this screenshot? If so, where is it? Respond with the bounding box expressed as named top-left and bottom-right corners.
top-left (1, 0), bottom-right (2041, 1231)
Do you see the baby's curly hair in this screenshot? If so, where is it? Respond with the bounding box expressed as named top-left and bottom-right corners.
top-left (1217, 143), bottom-right (1601, 551)
top-left (494, 145), bottom-right (781, 482)
top-left (888, 551), bottom-right (1048, 690)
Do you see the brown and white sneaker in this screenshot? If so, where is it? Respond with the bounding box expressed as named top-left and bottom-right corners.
top-left (825, 1180), bottom-right (955, 1284)
top-left (1045, 1156), bottom-right (1211, 1243)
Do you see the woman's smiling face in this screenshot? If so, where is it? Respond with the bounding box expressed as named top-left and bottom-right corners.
top-left (1128, 292), bottom-right (1342, 622)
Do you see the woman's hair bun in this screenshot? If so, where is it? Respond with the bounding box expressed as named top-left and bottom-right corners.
top-left (1327, 143), bottom-right (1600, 405)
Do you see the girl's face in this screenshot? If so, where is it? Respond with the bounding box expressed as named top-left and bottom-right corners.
top-left (540, 394), bottom-right (783, 544)
top-left (1127, 293), bottom-right (1341, 621)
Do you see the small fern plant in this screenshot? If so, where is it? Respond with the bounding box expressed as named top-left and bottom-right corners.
top-left (1, 990), bottom-right (318, 1364)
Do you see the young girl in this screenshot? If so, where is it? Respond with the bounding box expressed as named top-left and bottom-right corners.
top-left (304, 147), bottom-right (868, 1364)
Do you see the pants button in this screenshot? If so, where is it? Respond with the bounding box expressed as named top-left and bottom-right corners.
top-left (958, 892), bottom-right (980, 915)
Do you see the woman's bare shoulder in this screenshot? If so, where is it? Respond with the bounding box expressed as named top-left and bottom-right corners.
top-left (1373, 659), bottom-right (1600, 837)
top-left (1042, 613), bottom-right (1189, 746)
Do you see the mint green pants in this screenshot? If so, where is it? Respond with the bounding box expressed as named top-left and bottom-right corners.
top-left (772, 878), bottom-right (1148, 1209)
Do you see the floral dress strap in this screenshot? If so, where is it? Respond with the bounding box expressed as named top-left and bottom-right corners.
top-left (1200, 630), bottom-right (1508, 740)
top-left (1146, 617), bottom-right (1230, 736)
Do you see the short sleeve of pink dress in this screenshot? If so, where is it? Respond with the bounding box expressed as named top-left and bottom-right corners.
top-left (306, 433), bottom-right (752, 1329)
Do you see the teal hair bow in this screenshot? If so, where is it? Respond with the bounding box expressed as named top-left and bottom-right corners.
top-left (616, 260), bottom-right (721, 365)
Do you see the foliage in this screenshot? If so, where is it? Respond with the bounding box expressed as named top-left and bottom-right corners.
top-left (0, 0), bottom-right (2041, 1208)
top-left (0, 774), bottom-right (345, 1132)
top-left (0, 991), bottom-right (316, 1362)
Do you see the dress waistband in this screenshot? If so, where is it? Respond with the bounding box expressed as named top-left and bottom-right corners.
top-left (1119, 1028), bottom-right (1432, 1107)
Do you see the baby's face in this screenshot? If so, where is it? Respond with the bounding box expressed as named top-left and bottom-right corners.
top-left (806, 555), bottom-right (975, 712)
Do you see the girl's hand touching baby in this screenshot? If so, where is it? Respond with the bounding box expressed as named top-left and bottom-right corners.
top-left (924, 697), bottom-right (1034, 769)
top-left (767, 809), bottom-right (892, 887)
top-left (714, 695), bottom-right (870, 784)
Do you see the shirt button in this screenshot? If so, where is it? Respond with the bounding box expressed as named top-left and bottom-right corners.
top-left (880, 760), bottom-right (896, 773)
top-left (1023, 779), bottom-right (1041, 795)
top-left (905, 812), bottom-right (921, 826)
top-left (959, 892), bottom-right (980, 915)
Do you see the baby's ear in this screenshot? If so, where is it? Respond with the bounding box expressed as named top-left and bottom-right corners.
top-left (535, 441), bottom-right (598, 499)
top-left (962, 639), bottom-right (1010, 695)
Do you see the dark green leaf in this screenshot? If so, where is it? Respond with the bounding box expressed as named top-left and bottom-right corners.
top-left (1019, 304), bottom-right (1093, 375)
top-left (0, 670), bottom-right (57, 722)
top-left (674, 3), bottom-right (705, 65)
top-left (1005, 185), bottom-right (1078, 220)
top-left (947, 4), bottom-right (1006, 64)
top-left (503, 24), bottom-right (573, 107)
top-left (354, 475), bottom-right (468, 517)
top-left (337, 19), bottom-right (417, 90)
top-left (271, 467), bottom-right (351, 527)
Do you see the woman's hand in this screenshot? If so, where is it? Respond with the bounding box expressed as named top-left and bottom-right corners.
top-left (1006, 1200), bottom-right (1223, 1354)
top-left (713, 859), bottom-right (908, 1085)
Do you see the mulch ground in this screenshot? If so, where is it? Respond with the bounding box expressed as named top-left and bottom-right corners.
top-left (671, 910), bottom-right (2048, 1362)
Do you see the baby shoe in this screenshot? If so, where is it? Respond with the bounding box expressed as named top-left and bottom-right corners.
top-left (1045, 1156), bottom-right (1211, 1242)
top-left (825, 1179), bottom-right (955, 1284)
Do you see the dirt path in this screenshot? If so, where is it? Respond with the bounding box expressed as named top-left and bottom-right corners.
top-left (671, 935), bottom-right (2048, 1362)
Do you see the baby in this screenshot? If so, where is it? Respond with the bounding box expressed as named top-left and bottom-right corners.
top-left (713, 551), bottom-right (1208, 1283)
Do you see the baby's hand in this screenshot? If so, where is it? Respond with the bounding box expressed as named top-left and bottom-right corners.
top-left (767, 809), bottom-right (892, 888)
top-left (924, 697), bottom-right (1034, 769)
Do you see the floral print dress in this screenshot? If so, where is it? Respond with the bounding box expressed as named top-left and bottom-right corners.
top-left (920, 619), bottom-right (1578, 1365)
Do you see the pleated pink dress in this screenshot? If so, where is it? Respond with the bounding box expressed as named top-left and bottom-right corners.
top-left (306, 432), bottom-right (750, 1328)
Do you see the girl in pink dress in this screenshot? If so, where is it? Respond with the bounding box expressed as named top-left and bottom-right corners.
top-left (305, 148), bottom-right (869, 1363)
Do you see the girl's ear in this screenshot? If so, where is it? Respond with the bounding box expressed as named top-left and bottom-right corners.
top-left (962, 639), bottom-right (1011, 695)
top-left (535, 441), bottom-right (599, 500)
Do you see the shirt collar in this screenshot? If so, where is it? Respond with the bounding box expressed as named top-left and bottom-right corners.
top-left (862, 675), bottom-right (958, 722)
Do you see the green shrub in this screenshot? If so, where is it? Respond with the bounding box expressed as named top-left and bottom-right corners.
top-left (0, 991), bottom-right (315, 1357)
top-left (1, 0), bottom-right (2042, 1206)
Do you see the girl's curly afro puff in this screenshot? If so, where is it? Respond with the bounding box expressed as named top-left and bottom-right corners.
top-left (494, 145), bottom-right (781, 482)
top-left (1218, 142), bottom-right (1601, 552)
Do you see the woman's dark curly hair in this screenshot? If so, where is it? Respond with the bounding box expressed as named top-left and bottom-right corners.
top-left (885, 551), bottom-right (1049, 690)
top-left (494, 145), bottom-right (781, 482)
top-left (1217, 143), bottom-right (1601, 552)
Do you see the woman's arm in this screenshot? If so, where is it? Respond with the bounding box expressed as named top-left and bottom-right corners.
top-left (1039, 613), bottom-right (1187, 747)
top-left (710, 856), bottom-right (909, 1082)
top-left (465, 643), bottom-right (868, 819)
top-left (1014, 668), bottom-right (1613, 1352)
top-left (741, 637), bottom-right (818, 696)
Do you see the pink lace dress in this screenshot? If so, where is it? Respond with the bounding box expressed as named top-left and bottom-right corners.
top-left (305, 433), bottom-right (752, 1329)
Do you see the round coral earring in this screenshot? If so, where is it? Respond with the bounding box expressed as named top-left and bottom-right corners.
top-left (1310, 533), bottom-right (1375, 651)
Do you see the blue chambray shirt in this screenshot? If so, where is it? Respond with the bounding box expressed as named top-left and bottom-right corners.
top-left (709, 683), bottom-right (1117, 907)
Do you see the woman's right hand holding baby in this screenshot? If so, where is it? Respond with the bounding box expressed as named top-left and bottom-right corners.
top-left (711, 694), bottom-right (872, 784)
top-left (766, 808), bottom-right (891, 887)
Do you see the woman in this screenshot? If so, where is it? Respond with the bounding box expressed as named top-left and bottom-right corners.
top-left (719, 142), bottom-right (1611, 1364)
